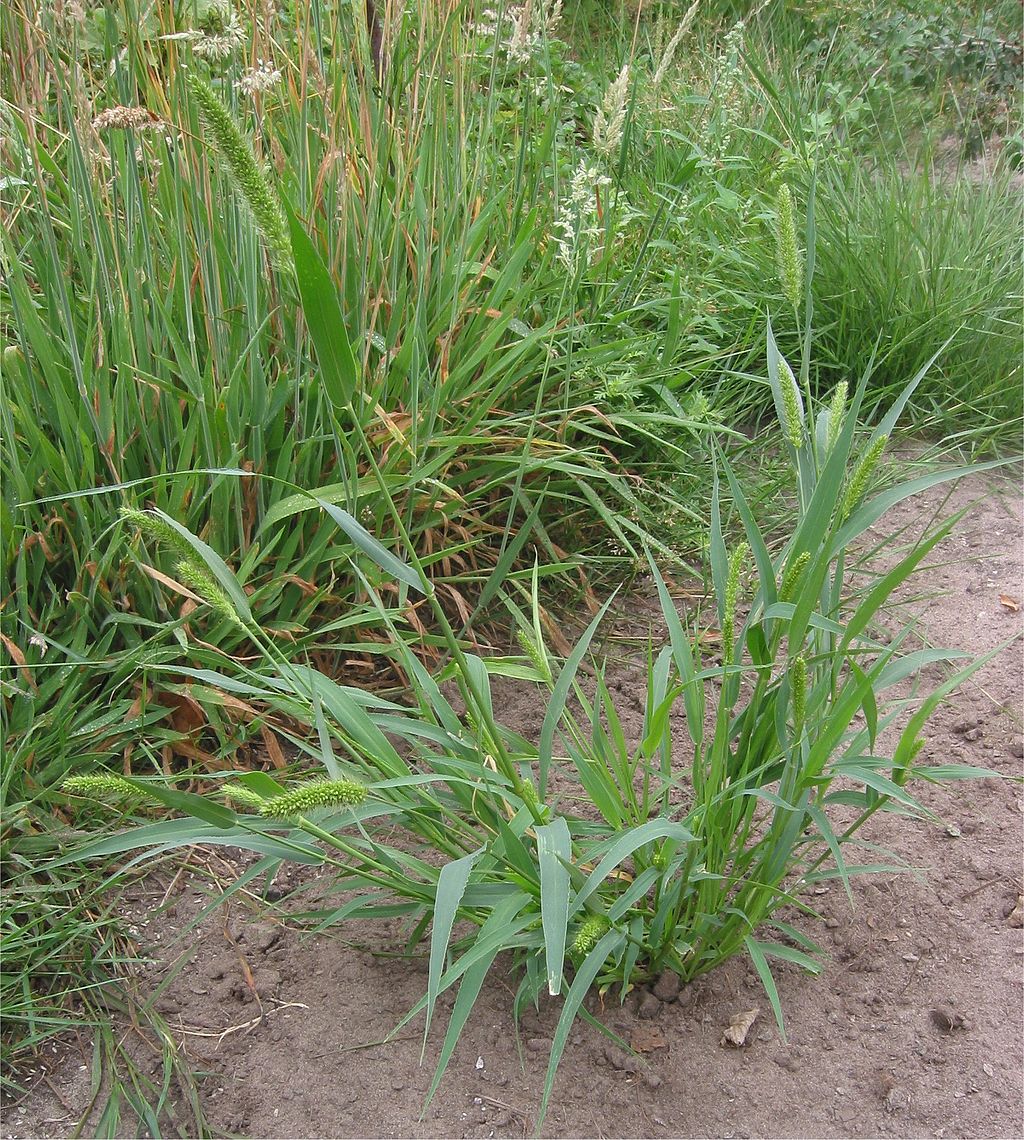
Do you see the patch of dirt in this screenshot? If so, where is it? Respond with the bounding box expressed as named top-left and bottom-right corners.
top-left (5, 471), bottom-right (1022, 1140)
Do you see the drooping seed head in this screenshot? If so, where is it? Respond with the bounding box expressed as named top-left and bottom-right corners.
top-left (185, 71), bottom-right (291, 268)
top-left (175, 558), bottom-right (246, 630)
top-left (258, 779), bottom-right (368, 820)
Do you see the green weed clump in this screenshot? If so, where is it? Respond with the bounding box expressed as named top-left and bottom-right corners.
top-left (57, 184), bottom-right (1007, 1130)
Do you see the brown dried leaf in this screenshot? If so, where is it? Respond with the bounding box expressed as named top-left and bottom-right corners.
top-left (999, 594), bottom-right (1021, 613)
top-left (260, 724), bottom-right (288, 771)
top-left (721, 1008), bottom-right (759, 1048)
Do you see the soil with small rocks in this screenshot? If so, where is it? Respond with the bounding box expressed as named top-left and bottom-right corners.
top-left (5, 470), bottom-right (1022, 1140)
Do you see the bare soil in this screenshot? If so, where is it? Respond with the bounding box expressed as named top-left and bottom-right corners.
top-left (5, 471), bottom-right (1023, 1140)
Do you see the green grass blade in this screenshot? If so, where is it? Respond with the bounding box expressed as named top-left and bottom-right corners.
top-left (536, 817), bottom-right (572, 996)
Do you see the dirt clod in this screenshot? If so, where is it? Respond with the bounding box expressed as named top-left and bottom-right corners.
top-left (652, 970), bottom-right (682, 1002)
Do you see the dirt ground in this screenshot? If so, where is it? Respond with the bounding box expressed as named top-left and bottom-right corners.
top-left (5, 469), bottom-right (1023, 1140)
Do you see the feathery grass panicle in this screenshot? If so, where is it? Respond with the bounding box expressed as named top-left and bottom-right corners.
top-left (594, 64), bottom-right (630, 160)
top-left (258, 779), bottom-right (368, 820)
top-left (826, 381), bottom-right (849, 454)
top-left (185, 71), bottom-right (291, 267)
top-left (778, 355), bottom-right (805, 450)
top-left (778, 550), bottom-right (811, 603)
top-left (652, 0), bottom-right (702, 91)
top-left (841, 435), bottom-right (888, 520)
top-left (775, 182), bottom-right (803, 313)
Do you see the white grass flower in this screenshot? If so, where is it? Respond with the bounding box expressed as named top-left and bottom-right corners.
top-left (555, 159), bottom-right (610, 274)
top-left (192, 0), bottom-right (246, 62)
top-left (653, 0), bottom-right (701, 90)
top-left (236, 60), bottom-right (282, 98)
top-left (92, 106), bottom-right (163, 132)
top-left (593, 64), bottom-right (630, 160)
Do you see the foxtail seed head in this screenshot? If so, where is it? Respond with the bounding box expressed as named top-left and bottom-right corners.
top-left (826, 381), bottom-right (848, 454)
top-left (841, 435), bottom-right (888, 520)
top-left (516, 628), bottom-right (553, 683)
top-left (722, 541), bottom-right (749, 665)
top-left (778, 355), bottom-right (804, 450)
top-left (571, 914), bottom-right (609, 956)
top-left (175, 559), bottom-right (246, 630)
top-left (790, 653), bottom-right (807, 734)
top-left (120, 506), bottom-right (193, 562)
top-left (222, 784), bottom-right (268, 811)
top-left (778, 550), bottom-right (811, 603)
top-left (774, 182), bottom-right (803, 312)
top-left (258, 779), bottom-right (367, 820)
top-left (62, 774), bottom-right (140, 802)
top-left (186, 72), bottom-right (291, 267)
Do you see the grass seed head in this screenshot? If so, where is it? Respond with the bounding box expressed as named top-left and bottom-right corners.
top-left (571, 914), bottom-right (609, 956)
top-left (175, 559), bottom-right (246, 630)
top-left (222, 784), bottom-right (268, 811)
top-left (826, 380), bottom-right (849, 454)
top-left (120, 507), bottom-right (193, 561)
top-left (790, 653), bottom-right (807, 733)
top-left (723, 541), bottom-right (750, 665)
top-left (62, 774), bottom-right (139, 802)
top-left (775, 182), bottom-right (803, 313)
top-left (185, 71), bottom-right (291, 267)
top-left (778, 550), bottom-right (811, 603)
top-left (594, 64), bottom-right (630, 159)
top-left (258, 779), bottom-right (368, 820)
top-left (778, 355), bottom-right (805, 450)
top-left (841, 435), bottom-right (888, 520)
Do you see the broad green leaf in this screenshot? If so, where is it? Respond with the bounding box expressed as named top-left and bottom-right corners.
top-left (285, 200), bottom-right (359, 412)
top-left (424, 848), bottom-right (484, 1051)
top-left (536, 817), bottom-right (572, 996)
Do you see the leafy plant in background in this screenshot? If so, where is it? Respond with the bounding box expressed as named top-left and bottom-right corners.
top-left (57, 124), bottom-right (1006, 1130)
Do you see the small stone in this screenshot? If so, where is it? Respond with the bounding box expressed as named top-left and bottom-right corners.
top-left (644, 1072), bottom-right (663, 1089)
top-left (603, 1044), bottom-right (641, 1073)
top-left (883, 1086), bottom-right (911, 1113)
top-left (526, 1037), bottom-right (546, 1053)
top-left (652, 971), bottom-right (681, 1002)
top-left (243, 923), bottom-right (281, 952)
top-left (638, 992), bottom-right (662, 1019)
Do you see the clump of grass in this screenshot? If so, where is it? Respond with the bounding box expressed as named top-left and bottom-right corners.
top-left (57, 199), bottom-right (1008, 1132)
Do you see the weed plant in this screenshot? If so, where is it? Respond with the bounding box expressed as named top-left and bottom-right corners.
top-left (58, 141), bottom-right (1008, 1129)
